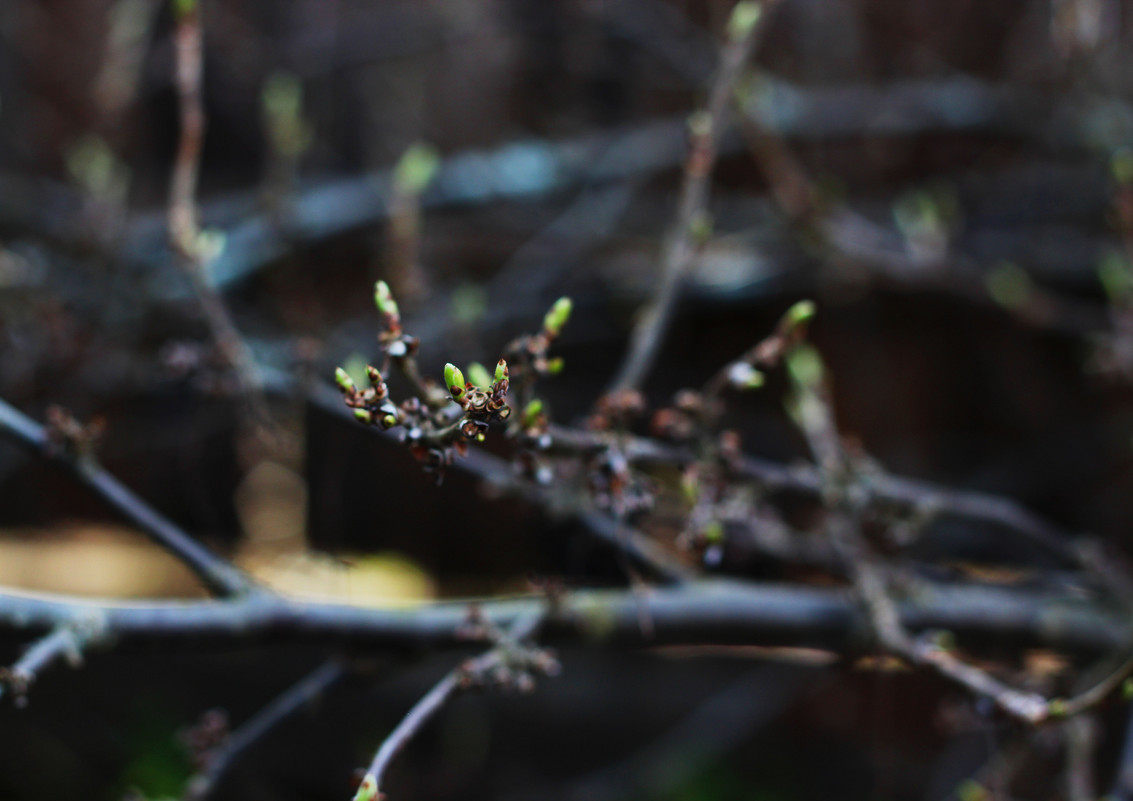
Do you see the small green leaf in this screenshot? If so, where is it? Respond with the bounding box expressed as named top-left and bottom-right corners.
top-left (543, 297), bottom-right (573, 337)
top-left (353, 409), bottom-right (373, 424)
top-left (546, 357), bottom-right (565, 375)
top-left (495, 359), bottom-right (509, 383)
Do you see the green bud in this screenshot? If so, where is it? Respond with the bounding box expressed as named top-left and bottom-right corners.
top-left (523, 399), bottom-right (544, 428)
top-left (381, 414), bottom-right (398, 429)
top-left (1047, 698), bottom-right (1068, 719)
top-left (985, 262), bottom-right (1032, 310)
top-left (681, 471), bottom-right (699, 505)
top-left (546, 356), bottom-right (565, 375)
top-left (374, 280), bottom-right (400, 318)
top-left (395, 142), bottom-right (440, 196)
top-left (353, 773), bottom-right (379, 801)
top-left (1113, 148), bottom-right (1133, 185)
top-left (466, 362), bottom-right (492, 390)
top-left (495, 359), bottom-right (509, 383)
top-left (727, 1), bottom-right (762, 43)
top-left (703, 520), bottom-right (725, 545)
top-left (957, 781), bottom-right (989, 801)
top-left (444, 363), bottom-right (465, 397)
top-left (365, 365), bottom-right (384, 387)
top-left (335, 367), bottom-right (356, 393)
top-left (785, 344), bottom-right (825, 391)
top-left (173, 0), bottom-right (197, 20)
top-left (353, 409), bottom-right (373, 424)
top-left (784, 300), bottom-right (816, 330)
top-left (543, 296), bottom-right (573, 337)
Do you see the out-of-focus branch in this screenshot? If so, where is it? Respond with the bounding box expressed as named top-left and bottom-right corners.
top-left (183, 659), bottom-right (349, 800)
top-left (354, 613), bottom-right (551, 801)
top-left (0, 395), bottom-right (262, 598)
top-left (0, 579), bottom-right (1124, 657)
top-left (608, 1), bottom-right (774, 393)
top-left (168, 0), bottom-right (268, 421)
top-left (0, 622), bottom-right (106, 705)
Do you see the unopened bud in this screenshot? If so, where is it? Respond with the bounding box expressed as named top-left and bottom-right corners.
top-left (444, 363), bottom-right (466, 398)
top-left (495, 359), bottom-right (509, 383)
top-left (546, 357), bottom-right (564, 375)
top-left (353, 773), bottom-right (379, 801)
top-left (784, 300), bottom-right (816, 330)
top-left (523, 399), bottom-right (544, 428)
top-left (365, 366), bottom-right (384, 387)
top-left (374, 280), bottom-right (400, 319)
top-left (727, 362), bottom-right (764, 389)
top-left (543, 296), bottom-right (573, 337)
top-left (353, 409), bottom-right (373, 424)
top-left (335, 367), bottom-right (356, 393)
top-left (381, 413), bottom-right (398, 429)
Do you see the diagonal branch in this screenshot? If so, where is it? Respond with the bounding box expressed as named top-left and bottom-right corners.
top-left (183, 659), bottom-right (350, 800)
top-left (608, 1), bottom-right (775, 393)
top-left (0, 396), bottom-right (262, 598)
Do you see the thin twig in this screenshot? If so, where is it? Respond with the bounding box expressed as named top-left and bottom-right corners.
top-left (0, 395), bottom-right (262, 598)
top-left (608, 1), bottom-right (772, 393)
top-left (183, 659), bottom-right (349, 800)
top-left (0, 621), bottom-right (107, 705)
top-left (356, 613), bottom-right (547, 800)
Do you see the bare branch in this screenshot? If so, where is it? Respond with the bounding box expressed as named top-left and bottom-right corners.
top-left (0, 620), bottom-right (107, 705)
top-left (608, 1), bottom-right (774, 393)
top-left (183, 659), bottom-right (349, 801)
top-left (0, 395), bottom-right (262, 598)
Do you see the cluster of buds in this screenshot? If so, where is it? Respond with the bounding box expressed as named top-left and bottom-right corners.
top-left (444, 359), bottom-right (511, 442)
top-left (651, 389), bottom-right (708, 441)
top-left (335, 365), bottom-right (400, 430)
top-left (588, 446), bottom-right (654, 517)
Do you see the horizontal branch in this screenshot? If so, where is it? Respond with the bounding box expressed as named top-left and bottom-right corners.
top-left (0, 579), bottom-right (1124, 660)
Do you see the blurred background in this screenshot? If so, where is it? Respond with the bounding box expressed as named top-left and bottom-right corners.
top-left (1, 0), bottom-right (1133, 799)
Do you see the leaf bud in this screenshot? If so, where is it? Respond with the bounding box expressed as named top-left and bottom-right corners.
top-left (543, 296), bottom-right (573, 337)
top-left (444, 363), bottom-right (466, 398)
top-left (495, 358), bottom-right (509, 383)
top-left (335, 367), bottom-right (356, 394)
top-left (374, 280), bottom-right (400, 319)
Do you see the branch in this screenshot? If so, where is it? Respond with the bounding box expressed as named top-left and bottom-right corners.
top-left (0, 620), bottom-right (107, 705)
top-left (608, 1), bottom-right (773, 393)
top-left (354, 613), bottom-right (549, 801)
top-left (0, 396), bottom-right (262, 598)
top-left (0, 579), bottom-right (1123, 658)
top-left (183, 659), bottom-right (349, 800)
top-left (168, 0), bottom-right (269, 421)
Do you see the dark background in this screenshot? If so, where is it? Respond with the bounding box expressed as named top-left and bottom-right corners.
top-left (0, 0), bottom-right (1132, 799)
